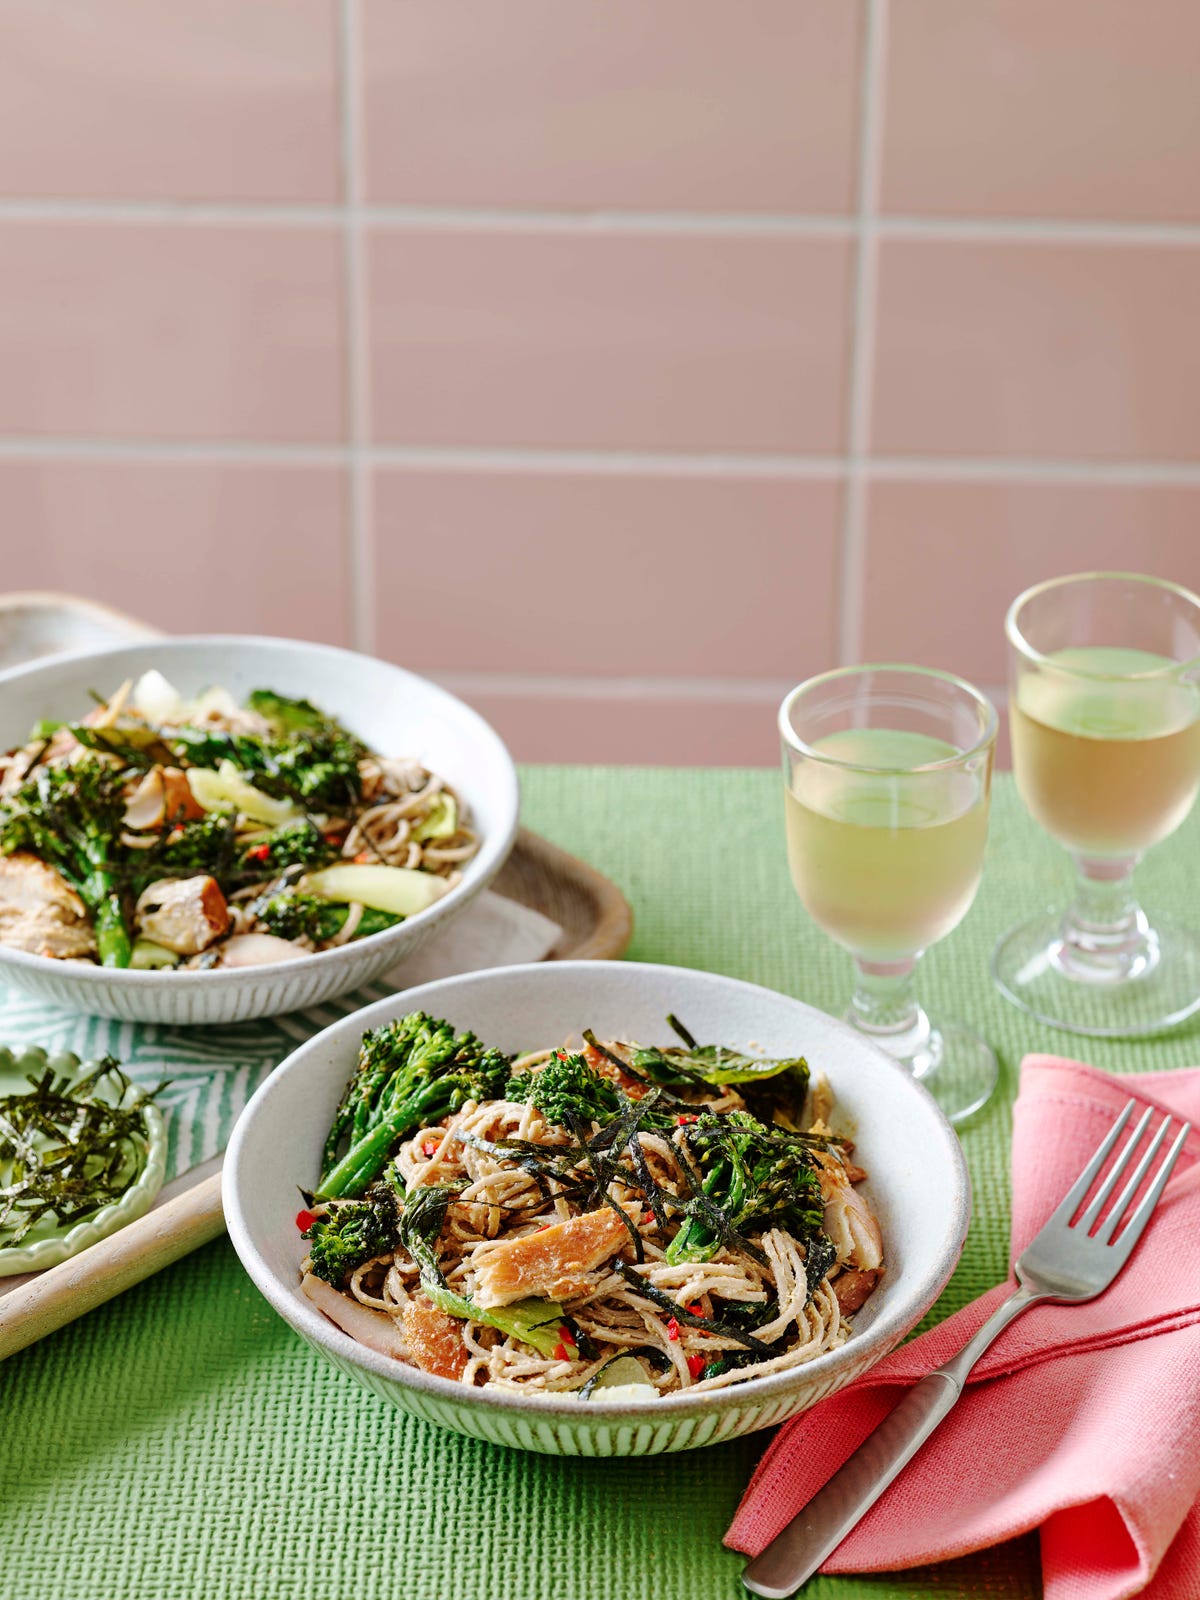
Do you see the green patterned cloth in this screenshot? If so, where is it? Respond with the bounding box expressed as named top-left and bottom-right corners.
top-left (0, 981), bottom-right (394, 1183)
top-left (4, 767), bottom-right (1199, 1600)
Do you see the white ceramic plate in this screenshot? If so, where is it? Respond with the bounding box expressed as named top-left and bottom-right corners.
top-left (0, 636), bottom-right (519, 1024)
top-left (224, 960), bottom-right (971, 1457)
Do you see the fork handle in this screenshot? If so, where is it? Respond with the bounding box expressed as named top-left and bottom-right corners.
top-left (742, 1285), bottom-right (1049, 1598)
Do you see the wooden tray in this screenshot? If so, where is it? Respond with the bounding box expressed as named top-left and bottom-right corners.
top-left (0, 829), bottom-right (631, 1361)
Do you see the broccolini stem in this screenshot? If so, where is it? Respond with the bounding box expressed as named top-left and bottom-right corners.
top-left (77, 836), bottom-right (131, 968)
top-left (318, 1078), bottom-right (455, 1197)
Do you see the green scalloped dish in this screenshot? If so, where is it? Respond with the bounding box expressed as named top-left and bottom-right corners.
top-left (0, 1046), bottom-right (167, 1277)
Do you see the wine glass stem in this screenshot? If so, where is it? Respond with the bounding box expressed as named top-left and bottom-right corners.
top-left (847, 957), bottom-right (936, 1075)
top-left (1055, 854), bottom-right (1157, 983)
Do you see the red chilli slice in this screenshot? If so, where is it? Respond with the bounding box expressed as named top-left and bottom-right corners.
top-left (553, 1343), bottom-right (568, 1362)
top-left (667, 1317), bottom-right (680, 1342)
top-left (686, 1354), bottom-right (705, 1380)
top-left (295, 1209), bottom-right (316, 1232)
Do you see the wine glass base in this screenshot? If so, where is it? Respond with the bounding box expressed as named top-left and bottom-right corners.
top-left (992, 911), bottom-right (1200, 1038)
top-left (845, 1006), bottom-right (998, 1125)
top-left (911, 1021), bottom-right (999, 1126)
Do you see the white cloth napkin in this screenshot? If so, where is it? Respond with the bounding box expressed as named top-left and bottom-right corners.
top-left (379, 890), bottom-right (562, 988)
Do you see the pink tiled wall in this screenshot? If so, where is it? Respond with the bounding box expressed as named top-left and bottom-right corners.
top-left (3, 1), bottom-right (1199, 767)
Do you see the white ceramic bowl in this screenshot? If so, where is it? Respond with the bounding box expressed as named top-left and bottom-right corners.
top-left (0, 636), bottom-right (519, 1024)
top-left (224, 961), bottom-right (971, 1456)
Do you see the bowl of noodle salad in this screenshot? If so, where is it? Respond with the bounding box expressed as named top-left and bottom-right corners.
top-left (225, 961), bottom-right (970, 1456)
top-left (0, 637), bottom-right (518, 1023)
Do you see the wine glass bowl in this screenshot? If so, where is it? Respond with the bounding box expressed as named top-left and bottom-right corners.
top-left (780, 666), bottom-right (998, 1125)
top-left (994, 572), bottom-right (1200, 1035)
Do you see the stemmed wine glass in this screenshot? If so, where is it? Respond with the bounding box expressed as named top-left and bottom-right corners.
top-left (780, 665), bottom-right (998, 1125)
top-left (993, 572), bottom-right (1200, 1036)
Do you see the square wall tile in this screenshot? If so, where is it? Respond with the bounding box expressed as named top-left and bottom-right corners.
top-left (0, 1), bottom-right (340, 202)
top-left (872, 240), bottom-right (1200, 461)
top-left (372, 467), bottom-right (842, 680)
top-left (441, 684), bottom-right (780, 766)
top-left (0, 223), bottom-right (345, 442)
top-left (860, 479), bottom-right (1200, 687)
top-left (368, 229), bottom-right (852, 453)
top-left (363, 0), bottom-right (862, 212)
top-left (882, 0), bottom-right (1200, 221)
top-left (0, 460), bottom-right (351, 644)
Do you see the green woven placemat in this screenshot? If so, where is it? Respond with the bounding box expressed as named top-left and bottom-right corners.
top-left (4, 767), bottom-right (1198, 1600)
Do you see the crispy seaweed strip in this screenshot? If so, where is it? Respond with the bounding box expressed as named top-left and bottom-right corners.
top-left (614, 1264), bottom-right (773, 1357)
top-left (666, 1014), bottom-right (699, 1049)
top-left (624, 1128), bottom-right (670, 1230)
top-left (581, 1029), bottom-right (646, 1081)
top-left (563, 1105), bottom-right (644, 1262)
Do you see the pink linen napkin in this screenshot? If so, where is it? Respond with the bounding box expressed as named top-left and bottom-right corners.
top-left (725, 1057), bottom-right (1200, 1600)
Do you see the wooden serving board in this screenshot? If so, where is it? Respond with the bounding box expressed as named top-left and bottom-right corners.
top-left (0, 828), bottom-right (632, 1361)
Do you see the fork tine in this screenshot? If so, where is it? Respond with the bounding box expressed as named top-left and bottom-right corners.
top-left (1045, 1100), bottom-right (1136, 1228)
top-left (1076, 1104), bottom-right (1154, 1232)
top-left (1108, 1120), bottom-right (1191, 1259)
top-left (1095, 1113), bottom-right (1172, 1244)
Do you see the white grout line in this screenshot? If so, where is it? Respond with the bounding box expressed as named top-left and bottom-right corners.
top-left (431, 671), bottom-right (797, 703)
top-left (337, 0), bottom-right (374, 655)
top-left (430, 671), bottom-right (1013, 706)
top-left (874, 216), bottom-right (1200, 248)
top-left (0, 438), bottom-right (346, 463)
top-left (1, 197), bottom-right (1200, 247)
top-left (836, 0), bottom-right (889, 668)
top-left (5, 436), bottom-right (1200, 485)
top-left (0, 200), bottom-right (343, 227)
top-left (364, 446), bottom-right (844, 477)
top-left (365, 208), bottom-right (854, 237)
top-left (865, 458), bottom-right (1200, 485)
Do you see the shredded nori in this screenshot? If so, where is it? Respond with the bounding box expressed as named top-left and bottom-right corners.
top-left (0, 1056), bottom-right (162, 1247)
top-left (613, 1264), bottom-right (774, 1357)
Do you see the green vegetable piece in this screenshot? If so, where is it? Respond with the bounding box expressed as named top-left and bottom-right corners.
top-left (629, 1016), bottom-right (811, 1128)
top-left (317, 1012), bottom-right (511, 1197)
top-left (129, 939), bottom-right (179, 970)
top-left (409, 793), bottom-right (457, 843)
top-left (251, 890), bottom-right (400, 946)
top-left (664, 1110), bottom-right (825, 1269)
top-left (303, 863), bottom-right (444, 919)
top-left (127, 813), bottom-right (238, 899)
top-left (505, 1050), bottom-right (621, 1128)
top-left (0, 760), bottom-right (133, 967)
top-left (303, 1189), bottom-right (397, 1285)
top-left (579, 1354), bottom-right (659, 1400)
top-left (245, 689), bottom-right (330, 736)
top-left (239, 818), bottom-right (335, 878)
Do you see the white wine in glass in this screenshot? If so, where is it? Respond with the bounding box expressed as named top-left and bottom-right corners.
top-left (785, 728), bottom-right (989, 964)
top-left (995, 575), bottom-right (1200, 1036)
top-left (1010, 646), bottom-right (1200, 858)
top-left (781, 668), bottom-right (998, 1125)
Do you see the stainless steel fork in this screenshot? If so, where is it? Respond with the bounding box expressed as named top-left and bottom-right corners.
top-left (743, 1098), bottom-right (1192, 1599)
